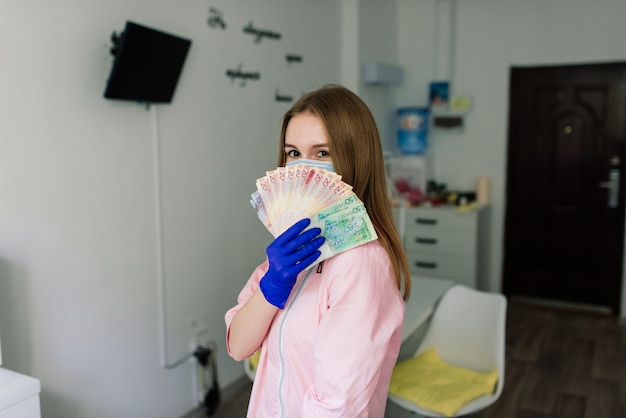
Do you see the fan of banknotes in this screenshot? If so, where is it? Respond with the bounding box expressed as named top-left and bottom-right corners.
top-left (250, 164), bottom-right (378, 265)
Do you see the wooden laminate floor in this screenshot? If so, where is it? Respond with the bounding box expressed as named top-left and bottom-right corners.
top-left (188, 298), bottom-right (626, 418)
top-left (466, 298), bottom-right (626, 418)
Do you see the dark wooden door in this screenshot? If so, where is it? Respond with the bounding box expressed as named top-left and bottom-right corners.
top-left (503, 62), bottom-right (626, 313)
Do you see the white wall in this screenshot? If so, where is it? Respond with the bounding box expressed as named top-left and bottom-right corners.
top-left (0, 1), bottom-right (353, 417)
top-left (356, 0), bottom-right (400, 152)
top-left (397, 0), bottom-right (626, 319)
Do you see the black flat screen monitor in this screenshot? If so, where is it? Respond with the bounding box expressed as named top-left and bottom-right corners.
top-left (103, 21), bottom-right (192, 104)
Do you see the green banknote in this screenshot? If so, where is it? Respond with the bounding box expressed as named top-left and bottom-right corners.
top-left (314, 193), bottom-right (361, 220)
top-left (310, 199), bottom-right (378, 263)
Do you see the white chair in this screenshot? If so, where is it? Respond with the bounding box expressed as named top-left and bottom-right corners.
top-left (388, 285), bottom-right (507, 417)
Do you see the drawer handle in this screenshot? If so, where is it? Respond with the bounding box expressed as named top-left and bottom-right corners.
top-left (415, 237), bottom-right (438, 245)
top-left (415, 261), bottom-right (438, 269)
top-left (415, 218), bottom-right (438, 225)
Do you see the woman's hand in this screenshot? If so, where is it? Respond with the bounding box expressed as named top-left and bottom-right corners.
top-left (227, 219), bottom-right (325, 360)
top-left (260, 218), bottom-right (325, 308)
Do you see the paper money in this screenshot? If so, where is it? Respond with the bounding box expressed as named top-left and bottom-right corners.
top-left (250, 164), bottom-right (378, 265)
top-left (310, 201), bottom-right (378, 262)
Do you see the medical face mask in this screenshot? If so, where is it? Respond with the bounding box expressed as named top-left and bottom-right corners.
top-left (285, 159), bottom-right (335, 173)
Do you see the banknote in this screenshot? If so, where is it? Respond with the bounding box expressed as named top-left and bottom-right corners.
top-left (309, 200), bottom-right (378, 264)
top-left (250, 165), bottom-right (377, 265)
top-left (250, 191), bottom-right (272, 231)
top-left (252, 164), bottom-right (353, 236)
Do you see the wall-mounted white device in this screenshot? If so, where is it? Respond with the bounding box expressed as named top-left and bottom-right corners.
top-left (362, 61), bottom-right (404, 86)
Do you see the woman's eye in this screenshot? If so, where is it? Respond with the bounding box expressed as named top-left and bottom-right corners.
top-left (286, 150), bottom-right (300, 158)
top-left (317, 150), bottom-right (330, 158)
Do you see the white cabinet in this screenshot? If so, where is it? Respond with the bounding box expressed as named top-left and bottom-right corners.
top-left (400, 206), bottom-right (487, 288)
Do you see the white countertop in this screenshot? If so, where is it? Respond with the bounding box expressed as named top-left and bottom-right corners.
top-left (0, 368), bottom-right (41, 411)
top-left (402, 276), bottom-right (454, 342)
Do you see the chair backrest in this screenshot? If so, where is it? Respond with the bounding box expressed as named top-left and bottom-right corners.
top-left (388, 285), bottom-right (508, 416)
top-left (416, 285), bottom-right (507, 384)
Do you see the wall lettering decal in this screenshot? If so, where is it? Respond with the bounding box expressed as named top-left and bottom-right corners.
top-left (207, 7), bottom-right (227, 29)
top-left (204, 10), bottom-right (305, 102)
top-left (243, 21), bottom-right (281, 44)
top-left (285, 54), bottom-right (303, 65)
top-left (274, 89), bottom-right (293, 102)
top-left (226, 64), bottom-right (261, 87)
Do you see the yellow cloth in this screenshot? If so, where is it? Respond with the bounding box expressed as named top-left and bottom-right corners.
top-left (388, 348), bottom-right (498, 417)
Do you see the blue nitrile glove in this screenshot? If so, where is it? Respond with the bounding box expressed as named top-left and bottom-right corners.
top-left (260, 218), bottom-right (325, 309)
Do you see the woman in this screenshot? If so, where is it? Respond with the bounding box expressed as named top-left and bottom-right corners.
top-left (225, 84), bottom-right (411, 417)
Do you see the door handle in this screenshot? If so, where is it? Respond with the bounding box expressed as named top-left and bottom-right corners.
top-left (415, 218), bottom-right (438, 225)
top-left (599, 169), bottom-right (619, 208)
top-left (415, 237), bottom-right (438, 245)
top-left (415, 261), bottom-right (438, 269)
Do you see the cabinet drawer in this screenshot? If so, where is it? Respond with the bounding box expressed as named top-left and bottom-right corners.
top-left (407, 253), bottom-right (476, 283)
top-left (405, 230), bottom-right (476, 255)
top-left (405, 210), bottom-right (477, 233)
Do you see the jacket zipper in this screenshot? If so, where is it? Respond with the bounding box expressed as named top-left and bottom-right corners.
top-left (277, 266), bottom-right (316, 418)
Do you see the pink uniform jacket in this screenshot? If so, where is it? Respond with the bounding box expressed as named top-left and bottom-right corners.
top-left (225, 241), bottom-right (406, 417)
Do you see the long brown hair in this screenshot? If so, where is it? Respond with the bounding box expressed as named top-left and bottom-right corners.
top-left (277, 85), bottom-right (411, 300)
